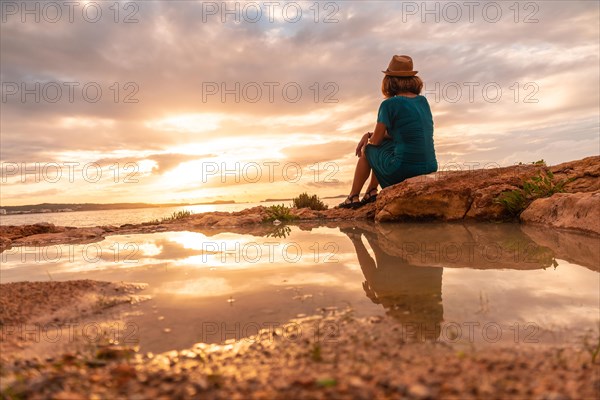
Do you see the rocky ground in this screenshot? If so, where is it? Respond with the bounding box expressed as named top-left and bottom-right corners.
top-left (1, 303), bottom-right (598, 400)
top-left (0, 280), bottom-right (149, 367)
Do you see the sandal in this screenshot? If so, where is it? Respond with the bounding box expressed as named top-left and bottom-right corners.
top-left (338, 194), bottom-right (362, 209)
top-left (361, 188), bottom-right (378, 205)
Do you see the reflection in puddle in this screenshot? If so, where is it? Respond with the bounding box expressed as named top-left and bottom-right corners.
top-left (346, 226), bottom-right (444, 341)
top-left (1, 222), bottom-right (598, 353)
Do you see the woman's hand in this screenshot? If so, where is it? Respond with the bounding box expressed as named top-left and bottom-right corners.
top-left (355, 132), bottom-right (371, 157)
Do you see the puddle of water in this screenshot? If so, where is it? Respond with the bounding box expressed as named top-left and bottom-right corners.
top-left (1, 222), bottom-right (598, 354)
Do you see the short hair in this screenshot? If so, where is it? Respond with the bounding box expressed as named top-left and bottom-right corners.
top-left (381, 75), bottom-right (424, 98)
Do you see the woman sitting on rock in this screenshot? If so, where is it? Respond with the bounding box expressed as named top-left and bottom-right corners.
top-left (339, 55), bottom-right (438, 208)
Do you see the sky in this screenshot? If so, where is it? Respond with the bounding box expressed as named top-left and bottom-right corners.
top-left (1, 0), bottom-right (599, 206)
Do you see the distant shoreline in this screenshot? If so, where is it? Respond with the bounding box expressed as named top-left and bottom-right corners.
top-left (0, 201), bottom-right (237, 215)
top-left (1, 196), bottom-right (347, 216)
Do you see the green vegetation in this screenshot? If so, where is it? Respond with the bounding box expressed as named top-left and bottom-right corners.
top-left (149, 210), bottom-right (193, 224)
top-left (316, 378), bottom-right (337, 387)
top-left (263, 204), bottom-right (298, 222)
top-left (292, 192), bottom-right (328, 211)
top-left (494, 170), bottom-right (570, 216)
top-left (495, 190), bottom-right (529, 216)
top-left (164, 210), bottom-right (193, 221)
top-left (518, 159), bottom-right (546, 166)
top-left (501, 238), bottom-right (558, 269)
top-left (266, 225), bottom-right (292, 238)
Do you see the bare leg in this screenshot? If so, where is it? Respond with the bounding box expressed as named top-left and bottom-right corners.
top-left (349, 153), bottom-right (372, 196)
top-left (366, 172), bottom-right (379, 193)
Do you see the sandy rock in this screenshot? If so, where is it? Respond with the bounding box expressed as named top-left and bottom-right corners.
top-left (291, 208), bottom-right (319, 219)
top-left (193, 213), bottom-right (228, 226)
top-left (375, 165), bottom-right (544, 222)
top-left (520, 191), bottom-right (600, 235)
top-left (320, 202), bottom-right (377, 220)
top-left (12, 227), bottom-right (107, 246)
top-left (465, 183), bottom-right (517, 220)
top-left (0, 222), bottom-right (67, 240)
top-left (213, 215), bottom-right (264, 227)
top-left (550, 155), bottom-right (600, 193)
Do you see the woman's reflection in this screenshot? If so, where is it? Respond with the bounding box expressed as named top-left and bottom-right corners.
top-left (343, 227), bottom-right (444, 341)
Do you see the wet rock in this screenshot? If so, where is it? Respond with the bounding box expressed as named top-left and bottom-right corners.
top-left (520, 191), bottom-right (600, 235)
top-left (0, 236), bottom-right (12, 252)
top-left (0, 280), bottom-right (147, 364)
top-left (369, 221), bottom-right (554, 270)
top-left (11, 227), bottom-right (106, 247)
top-left (520, 225), bottom-right (600, 272)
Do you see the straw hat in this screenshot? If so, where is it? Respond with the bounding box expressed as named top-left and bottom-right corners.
top-left (382, 55), bottom-right (418, 77)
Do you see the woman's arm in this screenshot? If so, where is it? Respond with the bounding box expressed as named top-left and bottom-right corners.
top-left (368, 122), bottom-right (389, 146)
top-left (355, 132), bottom-right (370, 156)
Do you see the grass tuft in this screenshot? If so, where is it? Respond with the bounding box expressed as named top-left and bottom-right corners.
top-left (292, 192), bottom-right (328, 211)
top-left (263, 204), bottom-right (298, 223)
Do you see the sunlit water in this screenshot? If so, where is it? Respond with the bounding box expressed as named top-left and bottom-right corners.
top-left (1, 222), bottom-right (598, 354)
top-left (0, 199), bottom-right (341, 227)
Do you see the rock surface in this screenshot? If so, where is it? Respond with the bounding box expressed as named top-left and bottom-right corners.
top-left (550, 155), bottom-right (600, 193)
top-left (374, 156), bottom-right (598, 222)
top-left (520, 191), bottom-right (600, 235)
top-left (0, 280), bottom-right (148, 365)
top-left (375, 164), bottom-right (544, 222)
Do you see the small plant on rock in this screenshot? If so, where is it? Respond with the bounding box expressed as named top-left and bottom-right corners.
top-left (494, 170), bottom-right (570, 216)
top-left (147, 210), bottom-right (193, 224)
top-left (263, 204), bottom-right (298, 222)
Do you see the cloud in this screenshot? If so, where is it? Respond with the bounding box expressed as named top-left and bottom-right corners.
top-left (96, 153), bottom-right (217, 174)
top-left (280, 140), bottom-right (356, 166)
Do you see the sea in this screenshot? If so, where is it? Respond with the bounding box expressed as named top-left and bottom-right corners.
top-left (0, 199), bottom-right (342, 228)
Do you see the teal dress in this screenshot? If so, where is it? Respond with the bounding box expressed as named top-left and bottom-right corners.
top-left (365, 95), bottom-right (437, 188)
